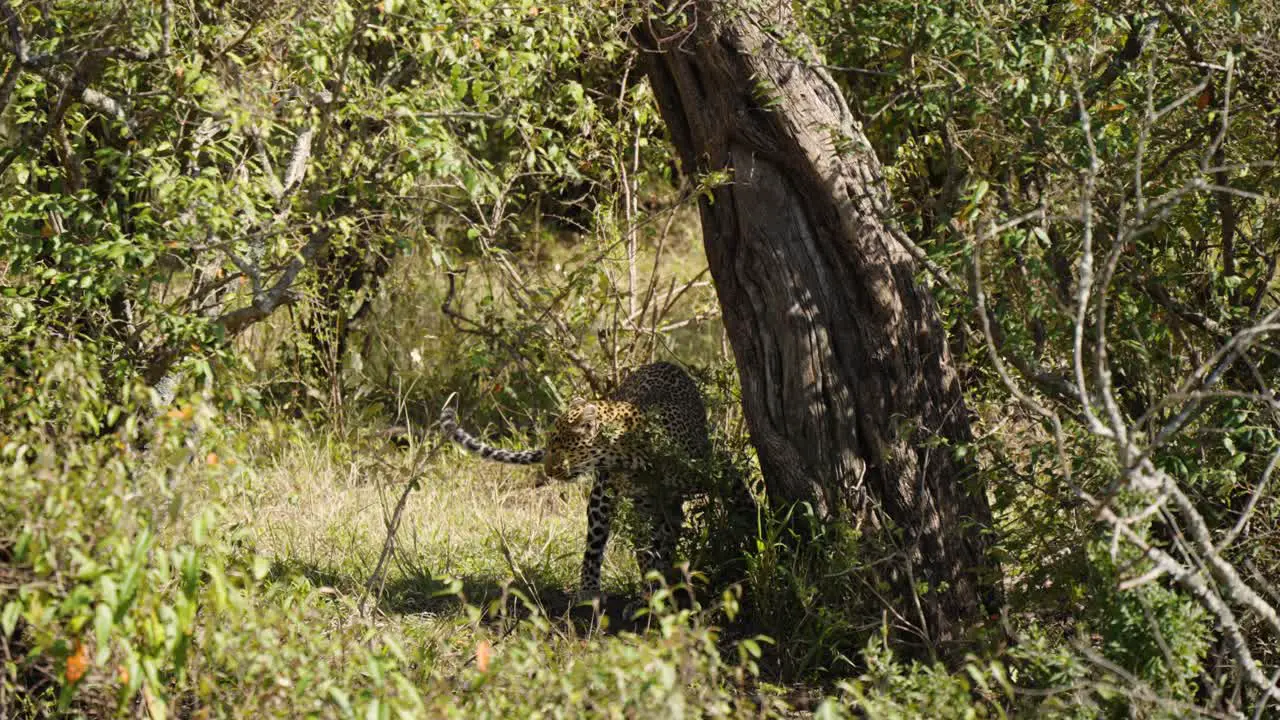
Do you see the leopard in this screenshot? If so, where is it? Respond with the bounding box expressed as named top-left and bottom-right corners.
top-left (440, 362), bottom-right (710, 599)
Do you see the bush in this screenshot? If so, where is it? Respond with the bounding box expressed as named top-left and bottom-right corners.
top-left (0, 342), bottom-right (785, 717)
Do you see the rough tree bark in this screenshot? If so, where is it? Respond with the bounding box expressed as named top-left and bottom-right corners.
top-left (635, 2), bottom-right (999, 651)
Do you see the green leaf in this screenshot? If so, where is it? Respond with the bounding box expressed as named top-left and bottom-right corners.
top-left (94, 603), bottom-right (113, 665)
top-left (329, 687), bottom-right (354, 716)
top-left (1, 601), bottom-right (20, 637)
top-left (252, 555), bottom-right (271, 581)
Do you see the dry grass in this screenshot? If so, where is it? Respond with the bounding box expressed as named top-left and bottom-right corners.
top-left (225, 429), bottom-right (652, 626)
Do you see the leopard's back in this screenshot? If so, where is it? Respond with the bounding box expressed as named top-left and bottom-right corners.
top-left (608, 362), bottom-right (710, 461)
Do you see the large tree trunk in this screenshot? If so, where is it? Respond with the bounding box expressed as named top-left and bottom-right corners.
top-left (636, 2), bottom-right (999, 652)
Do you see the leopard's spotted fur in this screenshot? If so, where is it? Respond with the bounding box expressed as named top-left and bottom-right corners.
top-left (440, 362), bottom-right (709, 596)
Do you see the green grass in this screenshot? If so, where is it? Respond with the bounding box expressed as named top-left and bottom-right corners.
top-left (4, 230), bottom-right (1196, 719)
top-left (3, 346), bottom-right (1196, 719)
top-left (219, 422), bottom-right (807, 717)
top-left (2, 405), bottom-right (799, 717)
top-left (230, 428), bottom-right (643, 615)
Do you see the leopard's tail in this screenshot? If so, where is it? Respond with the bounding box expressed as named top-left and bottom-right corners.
top-left (440, 407), bottom-right (545, 465)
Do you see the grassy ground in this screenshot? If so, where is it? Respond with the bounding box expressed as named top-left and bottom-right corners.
top-left (2, 238), bottom-right (1003, 717)
top-left (198, 420), bottom-right (797, 716)
top-left (230, 428), bottom-right (642, 620)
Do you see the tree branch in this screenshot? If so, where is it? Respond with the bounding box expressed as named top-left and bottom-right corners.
top-left (144, 228), bottom-right (334, 384)
top-left (1091, 492), bottom-right (1280, 704)
top-left (280, 125), bottom-right (314, 198)
top-left (0, 0), bottom-right (28, 65)
top-left (217, 227), bottom-right (332, 336)
top-left (0, 1), bottom-right (164, 141)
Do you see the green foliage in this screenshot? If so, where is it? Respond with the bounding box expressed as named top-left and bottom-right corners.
top-left (6, 0), bottom-right (1280, 716)
top-left (737, 503), bottom-right (865, 678)
top-left (0, 342), bottom-right (776, 717)
top-left (795, 0), bottom-right (1280, 710)
top-left (0, 0), bottom-right (663, 403)
top-left (450, 605), bottom-right (770, 718)
top-left (831, 638), bottom-right (1002, 720)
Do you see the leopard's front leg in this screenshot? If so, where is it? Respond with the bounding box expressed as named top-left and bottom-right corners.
top-left (578, 474), bottom-right (614, 600)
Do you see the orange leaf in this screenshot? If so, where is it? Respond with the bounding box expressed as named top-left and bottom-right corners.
top-left (66, 641), bottom-right (90, 683)
top-left (1197, 89), bottom-right (1212, 109)
top-left (117, 664), bottom-right (130, 685)
top-left (476, 639), bottom-right (492, 672)
top-left (206, 452), bottom-right (219, 466)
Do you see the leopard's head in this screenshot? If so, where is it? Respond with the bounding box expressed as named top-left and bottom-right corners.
top-left (543, 398), bottom-right (604, 481)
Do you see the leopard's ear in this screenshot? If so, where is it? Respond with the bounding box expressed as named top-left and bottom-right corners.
top-left (568, 396), bottom-right (587, 409)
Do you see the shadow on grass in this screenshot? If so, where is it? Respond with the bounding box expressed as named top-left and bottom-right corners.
top-left (266, 557), bottom-right (653, 634)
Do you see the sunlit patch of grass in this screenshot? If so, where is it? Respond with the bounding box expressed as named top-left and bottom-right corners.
top-left (225, 428), bottom-right (652, 624)
top-left (190, 424), bottom-right (791, 715)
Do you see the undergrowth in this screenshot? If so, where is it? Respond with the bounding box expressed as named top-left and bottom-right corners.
top-left (2, 339), bottom-right (1217, 719)
top-left (1, 342), bottom-right (782, 717)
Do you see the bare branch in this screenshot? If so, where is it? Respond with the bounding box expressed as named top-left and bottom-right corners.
top-left (1158, 473), bottom-right (1280, 640)
top-left (974, 197), bottom-right (1280, 709)
top-left (144, 227), bottom-right (335, 386)
top-left (0, 0), bottom-right (28, 65)
top-left (1217, 444), bottom-right (1280, 552)
top-left (440, 270), bottom-right (605, 396)
top-left (161, 0), bottom-right (173, 57)
top-left (1153, 76), bottom-right (1212, 123)
top-left (888, 223), bottom-right (961, 296)
top-left (1149, 310), bottom-right (1280, 449)
top-left (1070, 77), bottom-right (1119, 442)
top-left (0, 61), bottom-right (137, 140)
top-left (0, 56), bottom-right (18, 116)
top-left (1201, 54), bottom-right (1234, 173)
top-left (217, 227), bottom-right (332, 336)
top-left (0, 2), bottom-right (166, 139)
top-left (970, 229), bottom-right (1074, 487)
top-left (1084, 15), bottom-right (1152, 102)
top-left (280, 125), bottom-right (314, 198)
top-left (74, 81), bottom-right (133, 133)
top-left (1089, 492), bottom-right (1280, 704)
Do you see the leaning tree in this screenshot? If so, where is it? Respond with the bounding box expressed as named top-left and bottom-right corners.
top-left (635, 1), bottom-right (1000, 652)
